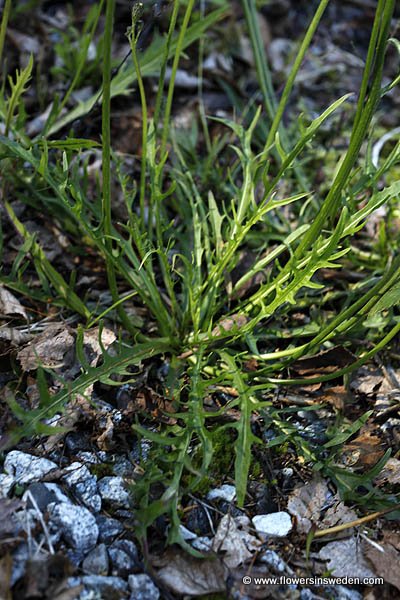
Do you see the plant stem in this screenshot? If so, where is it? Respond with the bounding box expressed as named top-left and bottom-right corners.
top-left (102, 0), bottom-right (135, 334)
top-left (160, 0), bottom-right (195, 160)
top-left (0, 0), bottom-right (11, 71)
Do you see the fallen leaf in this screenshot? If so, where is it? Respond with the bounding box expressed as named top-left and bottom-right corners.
top-left (292, 346), bottom-right (356, 377)
top-left (0, 286), bottom-right (27, 320)
top-left (363, 532), bottom-right (400, 591)
top-left (374, 457), bottom-right (400, 486)
top-left (211, 313), bottom-right (248, 337)
top-left (340, 426), bottom-right (385, 468)
top-left (319, 537), bottom-right (376, 578)
top-left (287, 477), bottom-right (357, 534)
top-left (18, 324), bottom-right (75, 371)
top-left (155, 549), bottom-right (227, 596)
top-left (0, 554), bottom-right (12, 600)
top-left (212, 514), bottom-right (260, 568)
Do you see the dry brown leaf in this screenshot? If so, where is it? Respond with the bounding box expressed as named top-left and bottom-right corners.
top-left (340, 427), bottom-right (385, 468)
top-left (292, 346), bottom-right (356, 377)
top-left (211, 313), bottom-right (248, 337)
top-left (18, 324), bottom-right (75, 371)
top-left (287, 477), bottom-right (357, 534)
top-left (375, 457), bottom-right (400, 486)
top-left (155, 549), bottom-right (227, 596)
top-left (363, 533), bottom-right (400, 591)
top-left (212, 515), bottom-right (260, 568)
top-left (318, 538), bottom-right (376, 579)
top-left (0, 286), bottom-right (27, 320)
top-left (0, 554), bottom-right (12, 600)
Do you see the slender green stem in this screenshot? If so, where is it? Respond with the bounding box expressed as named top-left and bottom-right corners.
top-left (265, 320), bottom-right (400, 386)
top-left (153, 0), bottom-right (180, 134)
top-left (0, 0), bottom-right (11, 71)
top-left (160, 0), bottom-right (195, 159)
top-left (265, 0), bottom-right (330, 150)
top-left (102, 0), bottom-right (135, 334)
top-left (130, 34), bottom-right (148, 227)
top-left (295, 0), bottom-right (395, 257)
top-left (59, 0), bottom-right (104, 111)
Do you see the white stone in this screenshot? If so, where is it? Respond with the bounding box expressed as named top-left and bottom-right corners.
top-left (0, 473), bottom-right (15, 497)
top-left (98, 476), bottom-right (130, 508)
top-left (49, 503), bottom-right (98, 552)
top-left (253, 512), bottom-right (293, 537)
top-left (4, 451), bottom-right (57, 484)
top-left (207, 484), bottom-right (236, 503)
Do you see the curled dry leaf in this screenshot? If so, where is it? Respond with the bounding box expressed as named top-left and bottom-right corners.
top-left (374, 457), bottom-right (400, 486)
top-left (212, 514), bottom-right (260, 568)
top-left (18, 324), bottom-right (75, 371)
top-left (0, 286), bottom-right (28, 320)
top-left (363, 531), bottom-right (400, 591)
top-left (211, 313), bottom-right (248, 337)
top-left (318, 538), bottom-right (376, 579)
top-left (17, 325), bottom-right (116, 372)
top-left (155, 548), bottom-right (227, 596)
top-left (340, 426), bottom-right (385, 468)
top-left (292, 346), bottom-right (356, 377)
top-left (287, 477), bottom-right (357, 534)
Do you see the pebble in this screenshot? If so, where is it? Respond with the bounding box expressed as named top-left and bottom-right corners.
top-left (48, 503), bottom-right (98, 553)
top-left (252, 512), bottom-right (293, 538)
top-left (11, 543), bottom-right (29, 586)
top-left (207, 484), bottom-right (236, 503)
top-left (62, 462), bottom-right (101, 512)
top-left (4, 451), bottom-right (57, 484)
top-left (259, 549), bottom-right (287, 573)
top-left (82, 543), bottom-right (109, 575)
top-left (191, 536), bottom-right (213, 552)
top-left (109, 539), bottom-right (140, 577)
top-left (112, 457), bottom-right (135, 477)
top-left (0, 473), bottom-right (15, 497)
top-left (179, 524), bottom-right (197, 540)
top-left (96, 515), bottom-right (124, 544)
top-left (128, 574), bottom-right (160, 600)
top-left (98, 476), bottom-right (131, 508)
top-left (24, 482), bottom-right (70, 511)
top-left (67, 575), bottom-right (128, 597)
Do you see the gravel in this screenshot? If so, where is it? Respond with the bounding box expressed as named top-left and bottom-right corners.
top-left (48, 503), bottom-right (99, 553)
top-left (128, 574), bottom-right (160, 600)
top-left (62, 462), bottom-right (101, 512)
top-left (4, 451), bottom-right (57, 484)
top-left (98, 476), bottom-right (131, 508)
top-left (82, 543), bottom-right (109, 575)
top-left (252, 512), bottom-right (293, 538)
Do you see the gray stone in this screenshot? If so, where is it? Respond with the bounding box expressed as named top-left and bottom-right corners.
top-left (98, 476), bottom-right (130, 508)
top-left (76, 451), bottom-right (109, 464)
top-left (178, 524), bottom-right (197, 540)
top-left (96, 515), bottom-right (124, 544)
top-left (109, 539), bottom-right (140, 577)
top-left (44, 483), bottom-right (72, 504)
top-left (259, 549), bottom-right (287, 573)
top-left (82, 544), bottom-right (109, 575)
top-left (4, 451), bottom-right (57, 484)
top-left (112, 457), bottom-right (134, 477)
top-left (68, 575), bottom-right (128, 598)
top-left (207, 484), bottom-right (236, 503)
top-left (191, 536), bottom-right (212, 552)
top-left (11, 543), bottom-right (29, 586)
top-left (128, 574), bottom-right (160, 600)
top-left (48, 503), bottom-right (98, 553)
top-left (0, 473), bottom-right (14, 497)
top-left (24, 482), bottom-right (71, 511)
top-left (62, 462), bottom-right (101, 512)
top-left (252, 512), bottom-right (293, 538)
